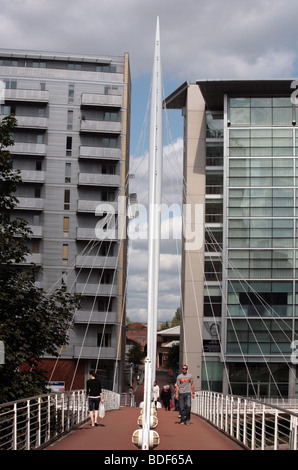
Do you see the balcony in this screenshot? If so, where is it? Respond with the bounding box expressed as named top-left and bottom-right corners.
top-left (76, 227), bottom-right (118, 241)
top-left (81, 93), bottom-right (122, 108)
top-left (75, 255), bottom-right (117, 269)
top-left (20, 170), bottom-right (45, 183)
top-left (78, 173), bottom-right (120, 187)
top-left (77, 199), bottom-right (118, 214)
top-left (22, 253), bottom-right (42, 265)
top-left (4, 88), bottom-right (49, 103)
top-left (80, 119), bottom-right (121, 134)
top-left (75, 283), bottom-right (118, 296)
top-left (28, 225), bottom-right (43, 238)
top-left (74, 310), bottom-right (118, 324)
top-left (79, 146), bottom-right (121, 160)
top-left (10, 143), bottom-right (46, 156)
top-left (16, 197), bottom-right (44, 211)
top-left (73, 346), bottom-right (117, 359)
top-left (16, 116), bottom-right (48, 129)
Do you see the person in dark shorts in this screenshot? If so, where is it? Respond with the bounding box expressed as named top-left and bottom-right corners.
top-left (86, 370), bottom-right (104, 426)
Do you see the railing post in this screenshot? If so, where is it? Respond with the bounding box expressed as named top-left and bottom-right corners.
top-left (236, 397), bottom-right (240, 442)
top-left (26, 400), bottom-right (30, 450)
top-left (37, 397), bottom-right (41, 448)
top-left (13, 403), bottom-right (17, 450)
top-left (61, 393), bottom-right (65, 433)
top-left (251, 401), bottom-right (256, 451)
top-left (274, 410), bottom-right (278, 450)
top-left (243, 398), bottom-right (247, 447)
top-left (230, 396), bottom-right (234, 436)
top-left (261, 405), bottom-right (265, 450)
top-left (225, 395), bottom-right (228, 433)
top-left (47, 395), bottom-right (51, 442)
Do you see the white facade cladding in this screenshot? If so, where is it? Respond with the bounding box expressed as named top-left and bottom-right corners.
top-left (0, 50), bottom-right (131, 392)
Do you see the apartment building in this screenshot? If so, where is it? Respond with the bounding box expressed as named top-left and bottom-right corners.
top-left (166, 79), bottom-right (298, 398)
top-left (0, 49), bottom-right (131, 392)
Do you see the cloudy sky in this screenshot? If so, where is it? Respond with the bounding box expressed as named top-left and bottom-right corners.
top-left (2, 0), bottom-right (298, 322)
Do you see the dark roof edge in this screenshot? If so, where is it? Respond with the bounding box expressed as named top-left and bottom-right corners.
top-left (164, 81), bottom-right (190, 109)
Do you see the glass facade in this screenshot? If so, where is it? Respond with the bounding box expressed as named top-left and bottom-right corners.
top-left (225, 94), bottom-right (298, 396)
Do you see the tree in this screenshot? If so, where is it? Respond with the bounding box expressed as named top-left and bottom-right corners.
top-left (126, 342), bottom-right (145, 367)
top-left (170, 308), bottom-right (181, 327)
top-left (0, 115), bottom-right (81, 403)
top-left (166, 343), bottom-right (180, 370)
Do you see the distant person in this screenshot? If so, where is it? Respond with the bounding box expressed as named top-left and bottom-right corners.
top-left (86, 370), bottom-right (104, 426)
top-left (176, 364), bottom-right (194, 425)
top-left (161, 385), bottom-right (171, 411)
top-left (129, 386), bottom-right (134, 406)
top-left (152, 380), bottom-right (160, 408)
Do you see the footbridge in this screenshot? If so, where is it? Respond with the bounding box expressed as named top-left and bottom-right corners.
top-left (1, 389), bottom-right (298, 451)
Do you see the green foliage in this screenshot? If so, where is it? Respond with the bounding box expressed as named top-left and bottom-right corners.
top-left (126, 342), bottom-right (145, 366)
top-left (0, 115), bottom-right (81, 403)
top-left (166, 343), bottom-right (180, 370)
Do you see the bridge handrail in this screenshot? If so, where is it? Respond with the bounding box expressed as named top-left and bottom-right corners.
top-left (192, 391), bottom-right (298, 450)
top-left (0, 388), bottom-right (120, 450)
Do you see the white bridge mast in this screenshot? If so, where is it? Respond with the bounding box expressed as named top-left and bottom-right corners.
top-left (141, 16), bottom-right (163, 450)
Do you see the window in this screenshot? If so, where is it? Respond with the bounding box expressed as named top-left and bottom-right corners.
top-left (65, 163), bottom-right (71, 183)
top-left (66, 136), bottom-right (72, 156)
top-left (98, 297), bottom-right (113, 312)
top-left (1, 105), bottom-right (15, 115)
top-left (104, 111), bottom-right (118, 122)
top-left (68, 84), bottom-right (74, 103)
top-left (62, 244), bottom-right (68, 265)
top-left (63, 217), bottom-right (69, 237)
top-left (64, 189), bottom-right (70, 210)
top-left (97, 332), bottom-right (112, 347)
top-left (32, 241), bottom-right (39, 253)
top-left (35, 187), bottom-right (41, 198)
top-left (67, 110), bottom-right (73, 130)
top-left (229, 97), bottom-right (294, 127)
top-left (4, 80), bottom-right (17, 89)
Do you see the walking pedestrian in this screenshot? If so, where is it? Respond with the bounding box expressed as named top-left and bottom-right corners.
top-left (152, 381), bottom-right (160, 408)
top-left (175, 365), bottom-right (194, 425)
top-left (161, 385), bottom-right (171, 411)
top-left (86, 370), bottom-right (104, 426)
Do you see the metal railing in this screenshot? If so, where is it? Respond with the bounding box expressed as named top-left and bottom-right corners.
top-left (192, 391), bottom-right (298, 450)
top-left (0, 388), bottom-right (120, 450)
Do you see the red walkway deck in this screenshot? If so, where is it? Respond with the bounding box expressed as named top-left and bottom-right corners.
top-left (46, 406), bottom-right (243, 451)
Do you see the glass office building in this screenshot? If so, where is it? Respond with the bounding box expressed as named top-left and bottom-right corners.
top-left (166, 80), bottom-right (298, 398)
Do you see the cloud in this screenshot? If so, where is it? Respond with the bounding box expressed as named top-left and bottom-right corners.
top-left (126, 138), bottom-right (183, 322)
top-left (0, 0), bottom-right (297, 81)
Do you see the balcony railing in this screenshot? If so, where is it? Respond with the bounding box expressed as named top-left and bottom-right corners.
top-left (74, 310), bottom-right (118, 324)
top-left (16, 197), bottom-right (44, 211)
top-left (80, 119), bottom-right (121, 134)
top-left (75, 255), bottom-right (117, 269)
top-left (79, 146), bottom-right (121, 160)
top-left (78, 173), bottom-right (120, 187)
top-left (75, 283), bottom-right (118, 296)
top-left (10, 143), bottom-right (46, 156)
top-left (20, 170), bottom-right (45, 183)
top-left (16, 116), bottom-right (48, 129)
top-left (4, 88), bottom-right (49, 103)
top-left (73, 346), bottom-right (117, 359)
top-left (81, 93), bottom-right (122, 108)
